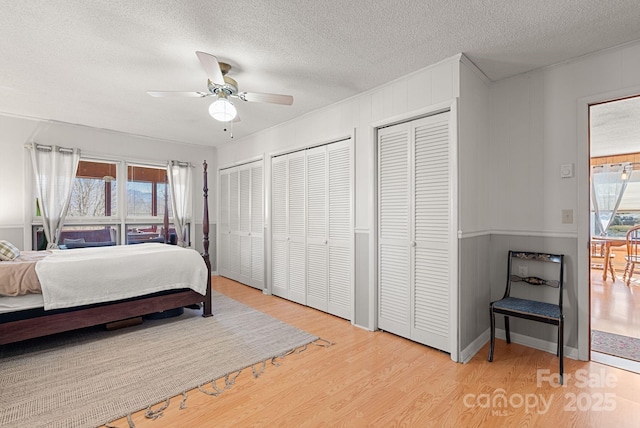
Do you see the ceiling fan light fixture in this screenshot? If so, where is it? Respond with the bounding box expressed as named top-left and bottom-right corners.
top-left (209, 94), bottom-right (237, 122)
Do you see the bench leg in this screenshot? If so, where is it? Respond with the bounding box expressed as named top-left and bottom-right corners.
top-left (559, 317), bottom-right (564, 385)
top-left (504, 316), bottom-right (511, 343)
top-left (488, 307), bottom-right (496, 362)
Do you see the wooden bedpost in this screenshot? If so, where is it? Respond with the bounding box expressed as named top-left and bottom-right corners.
top-left (202, 160), bottom-right (213, 317)
top-left (163, 172), bottom-right (169, 244)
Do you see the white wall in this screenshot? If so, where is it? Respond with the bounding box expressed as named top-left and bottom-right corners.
top-left (458, 59), bottom-right (492, 235)
top-left (490, 41), bottom-right (640, 236)
top-left (489, 39), bottom-right (640, 359)
top-left (0, 114), bottom-right (216, 251)
top-left (0, 115), bottom-right (38, 228)
top-left (457, 59), bottom-right (491, 360)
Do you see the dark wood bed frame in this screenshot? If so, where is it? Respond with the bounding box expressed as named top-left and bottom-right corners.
top-left (0, 161), bottom-right (213, 346)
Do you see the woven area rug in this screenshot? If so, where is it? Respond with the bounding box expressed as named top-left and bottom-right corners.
top-left (0, 290), bottom-right (320, 428)
top-left (592, 330), bottom-right (640, 362)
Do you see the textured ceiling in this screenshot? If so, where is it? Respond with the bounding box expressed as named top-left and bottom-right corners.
top-left (590, 96), bottom-right (640, 157)
top-left (3, 1), bottom-right (640, 147)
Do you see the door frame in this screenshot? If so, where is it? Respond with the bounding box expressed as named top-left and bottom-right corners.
top-left (577, 86), bottom-right (640, 361)
top-left (369, 99), bottom-right (459, 362)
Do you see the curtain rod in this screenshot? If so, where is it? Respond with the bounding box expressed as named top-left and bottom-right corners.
top-left (591, 162), bottom-right (640, 168)
top-left (169, 160), bottom-right (194, 168)
top-left (24, 143), bottom-right (77, 154)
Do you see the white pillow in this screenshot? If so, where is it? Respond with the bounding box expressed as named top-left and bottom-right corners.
top-left (0, 240), bottom-right (20, 261)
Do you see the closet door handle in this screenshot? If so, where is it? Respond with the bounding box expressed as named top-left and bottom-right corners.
top-left (324, 240), bottom-right (328, 245)
top-left (411, 241), bottom-right (416, 247)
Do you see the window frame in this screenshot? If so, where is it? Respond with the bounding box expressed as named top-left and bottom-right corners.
top-left (66, 158), bottom-right (120, 220)
top-left (30, 155), bottom-right (191, 249)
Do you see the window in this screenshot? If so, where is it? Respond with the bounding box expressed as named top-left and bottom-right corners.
top-left (68, 160), bottom-right (117, 217)
top-left (31, 157), bottom-right (189, 249)
top-left (124, 165), bottom-right (183, 245)
top-left (127, 165), bottom-right (172, 218)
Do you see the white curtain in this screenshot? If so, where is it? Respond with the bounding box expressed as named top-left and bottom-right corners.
top-left (167, 161), bottom-right (192, 247)
top-left (591, 162), bottom-right (632, 235)
top-left (28, 143), bottom-right (80, 249)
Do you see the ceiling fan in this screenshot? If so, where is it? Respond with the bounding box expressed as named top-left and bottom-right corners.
top-left (148, 51), bottom-right (294, 122)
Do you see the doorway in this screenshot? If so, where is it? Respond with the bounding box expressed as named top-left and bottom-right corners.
top-left (589, 95), bottom-right (640, 373)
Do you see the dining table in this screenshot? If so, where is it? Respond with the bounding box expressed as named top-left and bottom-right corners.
top-left (591, 235), bottom-right (626, 281)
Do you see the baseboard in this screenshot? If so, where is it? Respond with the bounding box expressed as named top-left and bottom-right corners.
top-left (461, 328), bottom-right (579, 362)
top-left (352, 322), bottom-right (375, 332)
top-left (461, 329), bottom-right (490, 363)
top-left (494, 329), bottom-right (579, 360)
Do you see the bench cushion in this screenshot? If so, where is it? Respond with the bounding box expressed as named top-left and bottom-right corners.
top-left (492, 297), bottom-right (560, 320)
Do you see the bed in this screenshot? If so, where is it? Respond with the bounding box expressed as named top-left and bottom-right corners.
top-left (0, 161), bottom-right (213, 346)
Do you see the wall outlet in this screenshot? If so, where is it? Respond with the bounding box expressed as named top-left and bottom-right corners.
top-left (562, 209), bottom-right (573, 224)
top-left (518, 265), bottom-right (528, 277)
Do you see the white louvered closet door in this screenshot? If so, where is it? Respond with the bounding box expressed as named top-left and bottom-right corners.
top-left (305, 140), bottom-right (352, 318)
top-left (239, 165), bottom-right (252, 282)
top-left (218, 170), bottom-right (230, 277)
top-left (411, 113), bottom-right (451, 351)
top-left (306, 145), bottom-right (328, 312)
top-left (228, 169), bottom-right (240, 276)
top-left (378, 122), bottom-right (411, 337)
top-left (287, 151), bottom-right (307, 305)
top-left (271, 140), bottom-right (352, 319)
top-left (327, 140), bottom-right (352, 319)
top-left (218, 160), bottom-right (264, 289)
top-left (230, 160), bottom-right (265, 289)
top-left (250, 162), bottom-right (264, 287)
top-left (271, 155), bottom-right (288, 298)
top-left (377, 111), bottom-right (452, 352)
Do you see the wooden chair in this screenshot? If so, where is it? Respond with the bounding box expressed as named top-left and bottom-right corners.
top-left (590, 240), bottom-right (615, 281)
top-left (623, 225), bottom-right (640, 286)
top-left (488, 251), bottom-right (565, 384)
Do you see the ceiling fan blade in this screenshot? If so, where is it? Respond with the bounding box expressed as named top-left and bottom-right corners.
top-left (195, 51), bottom-right (225, 86)
top-left (147, 91), bottom-right (209, 98)
top-left (238, 92), bottom-right (294, 105)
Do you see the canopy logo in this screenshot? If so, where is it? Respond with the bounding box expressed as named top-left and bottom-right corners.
top-left (462, 389), bottom-right (552, 416)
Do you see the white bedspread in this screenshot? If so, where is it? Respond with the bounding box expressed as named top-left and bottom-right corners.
top-left (35, 243), bottom-right (208, 310)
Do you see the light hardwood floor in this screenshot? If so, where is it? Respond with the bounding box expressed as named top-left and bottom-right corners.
top-left (591, 268), bottom-right (640, 339)
top-left (109, 276), bottom-right (640, 428)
